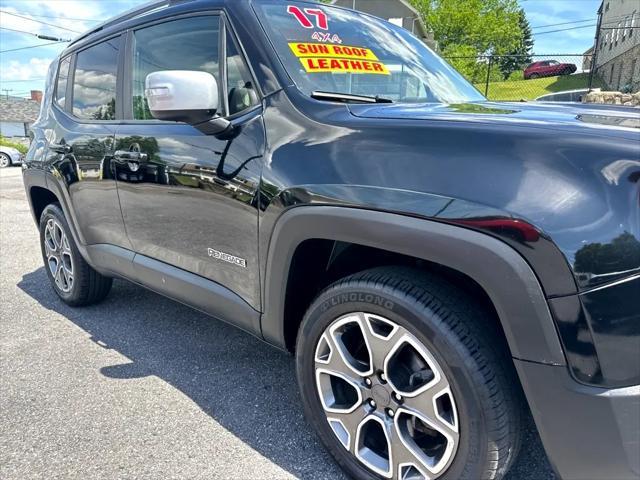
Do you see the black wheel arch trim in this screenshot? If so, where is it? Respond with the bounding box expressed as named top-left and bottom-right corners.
top-left (22, 168), bottom-right (49, 222)
top-left (261, 206), bottom-right (566, 366)
top-left (29, 169), bottom-right (90, 261)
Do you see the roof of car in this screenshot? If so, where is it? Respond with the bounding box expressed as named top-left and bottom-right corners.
top-left (68, 0), bottom-right (185, 47)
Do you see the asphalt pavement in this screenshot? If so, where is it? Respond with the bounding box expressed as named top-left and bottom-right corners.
top-left (0, 166), bottom-right (556, 479)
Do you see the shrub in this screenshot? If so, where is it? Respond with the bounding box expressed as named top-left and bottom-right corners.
top-left (0, 136), bottom-right (28, 154)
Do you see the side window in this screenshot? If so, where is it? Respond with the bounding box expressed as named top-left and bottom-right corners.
top-left (55, 56), bottom-right (71, 109)
top-left (132, 16), bottom-right (221, 120)
top-left (72, 37), bottom-right (120, 120)
top-left (225, 28), bottom-right (259, 115)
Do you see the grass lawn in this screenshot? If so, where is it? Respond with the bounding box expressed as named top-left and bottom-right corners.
top-left (474, 73), bottom-right (606, 101)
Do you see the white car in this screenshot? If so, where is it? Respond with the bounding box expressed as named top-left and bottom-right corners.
top-left (0, 145), bottom-right (24, 168)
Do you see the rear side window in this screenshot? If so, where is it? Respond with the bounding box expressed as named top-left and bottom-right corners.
top-left (132, 16), bottom-right (221, 120)
top-left (72, 37), bottom-right (120, 120)
top-left (55, 56), bottom-right (71, 109)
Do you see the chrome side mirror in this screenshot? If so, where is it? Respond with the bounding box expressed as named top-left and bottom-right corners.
top-left (145, 70), bottom-right (230, 134)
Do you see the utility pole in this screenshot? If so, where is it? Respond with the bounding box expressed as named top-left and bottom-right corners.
top-left (589, 5), bottom-right (603, 92)
top-left (2, 89), bottom-right (13, 100)
top-left (485, 56), bottom-right (493, 97)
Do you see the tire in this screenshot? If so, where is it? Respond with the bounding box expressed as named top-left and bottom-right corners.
top-left (0, 153), bottom-right (11, 168)
top-left (296, 266), bottom-right (523, 480)
top-left (39, 203), bottom-right (112, 306)
top-left (528, 73), bottom-right (540, 80)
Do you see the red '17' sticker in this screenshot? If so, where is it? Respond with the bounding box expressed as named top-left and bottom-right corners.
top-left (287, 5), bottom-right (329, 30)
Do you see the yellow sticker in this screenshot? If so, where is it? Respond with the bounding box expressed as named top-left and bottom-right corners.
top-left (299, 57), bottom-right (390, 75)
top-left (289, 42), bottom-right (379, 61)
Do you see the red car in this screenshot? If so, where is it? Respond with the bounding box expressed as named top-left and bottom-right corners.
top-left (524, 60), bottom-right (577, 79)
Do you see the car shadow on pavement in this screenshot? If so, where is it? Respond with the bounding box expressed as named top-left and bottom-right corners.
top-left (18, 268), bottom-right (555, 480)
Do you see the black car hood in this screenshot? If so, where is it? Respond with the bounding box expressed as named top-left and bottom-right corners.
top-left (345, 100), bottom-right (640, 290)
top-left (348, 101), bottom-right (640, 136)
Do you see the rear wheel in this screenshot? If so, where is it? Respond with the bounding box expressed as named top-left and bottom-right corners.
top-left (39, 203), bottom-right (112, 306)
top-left (296, 267), bottom-right (523, 480)
top-left (0, 153), bottom-right (11, 168)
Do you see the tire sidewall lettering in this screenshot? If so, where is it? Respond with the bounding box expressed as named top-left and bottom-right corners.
top-left (319, 291), bottom-right (395, 313)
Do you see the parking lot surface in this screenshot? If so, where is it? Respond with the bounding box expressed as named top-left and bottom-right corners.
top-left (0, 166), bottom-right (555, 479)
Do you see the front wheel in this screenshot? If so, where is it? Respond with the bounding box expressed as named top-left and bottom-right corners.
top-left (296, 267), bottom-right (523, 480)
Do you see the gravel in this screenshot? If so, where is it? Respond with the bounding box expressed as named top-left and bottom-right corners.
top-left (0, 166), bottom-right (556, 480)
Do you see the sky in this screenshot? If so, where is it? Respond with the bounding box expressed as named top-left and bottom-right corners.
top-left (0, 0), bottom-right (602, 97)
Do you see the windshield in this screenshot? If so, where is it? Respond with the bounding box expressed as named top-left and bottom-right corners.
top-left (254, 0), bottom-right (484, 104)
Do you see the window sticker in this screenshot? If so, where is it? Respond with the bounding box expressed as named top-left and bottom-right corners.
top-left (299, 57), bottom-right (389, 74)
top-left (288, 42), bottom-right (389, 75)
top-left (287, 6), bottom-right (328, 30)
top-left (289, 43), bottom-right (377, 60)
top-left (311, 32), bottom-right (342, 44)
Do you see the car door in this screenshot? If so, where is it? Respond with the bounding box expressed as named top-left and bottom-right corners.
top-left (535, 61), bottom-right (547, 76)
top-left (114, 13), bottom-right (264, 308)
top-left (540, 61), bottom-right (554, 77)
top-left (47, 36), bottom-right (131, 249)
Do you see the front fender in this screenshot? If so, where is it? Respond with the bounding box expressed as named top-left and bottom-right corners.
top-left (260, 206), bottom-right (566, 366)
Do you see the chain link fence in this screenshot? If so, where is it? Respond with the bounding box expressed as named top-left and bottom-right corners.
top-left (442, 54), bottom-right (606, 102)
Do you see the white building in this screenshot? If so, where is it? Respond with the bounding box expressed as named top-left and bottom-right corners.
top-left (593, 0), bottom-right (640, 91)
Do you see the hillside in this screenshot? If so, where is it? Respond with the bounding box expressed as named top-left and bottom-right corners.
top-left (475, 73), bottom-right (606, 101)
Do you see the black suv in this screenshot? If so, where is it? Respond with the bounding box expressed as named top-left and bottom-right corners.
top-left (23, 1), bottom-right (640, 479)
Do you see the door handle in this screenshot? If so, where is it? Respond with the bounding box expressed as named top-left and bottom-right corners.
top-left (49, 142), bottom-right (72, 154)
top-left (114, 150), bottom-right (148, 173)
top-left (113, 150), bottom-right (148, 162)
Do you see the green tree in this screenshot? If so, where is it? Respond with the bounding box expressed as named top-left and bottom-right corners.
top-left (497, 9), bottom-right (533, 80)
top-left (410, 0), bottom-right (524, 83)
top-left (574, 232), bottom-right (640, 276)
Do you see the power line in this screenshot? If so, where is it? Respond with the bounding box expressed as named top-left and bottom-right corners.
top-left (531, 13), bottom-right (637, 30)
top-left (0, 10), bottom-right (81, 33)
top-left (532, 18), bottom-right (595, 29)
top-left (0, 78), bottom-right (46, 83)
top-left (0, 26), bottom-right (71, 41)
top-left (533, 24), bottom-right (597, 36)
top-left (0, 26), bottom-right (34, 35)
top-left (0, 41), bottom-right (65, 53)
top-left (20, 13), bottom-right (101, 22)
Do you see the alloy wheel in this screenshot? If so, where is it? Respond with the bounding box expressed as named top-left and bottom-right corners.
top-left (0, 154), bottom-right (10, 168)
top-left (314, 312), bottom-right (459, 479)
top-left (44, 218), bottom-right (74, 293)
